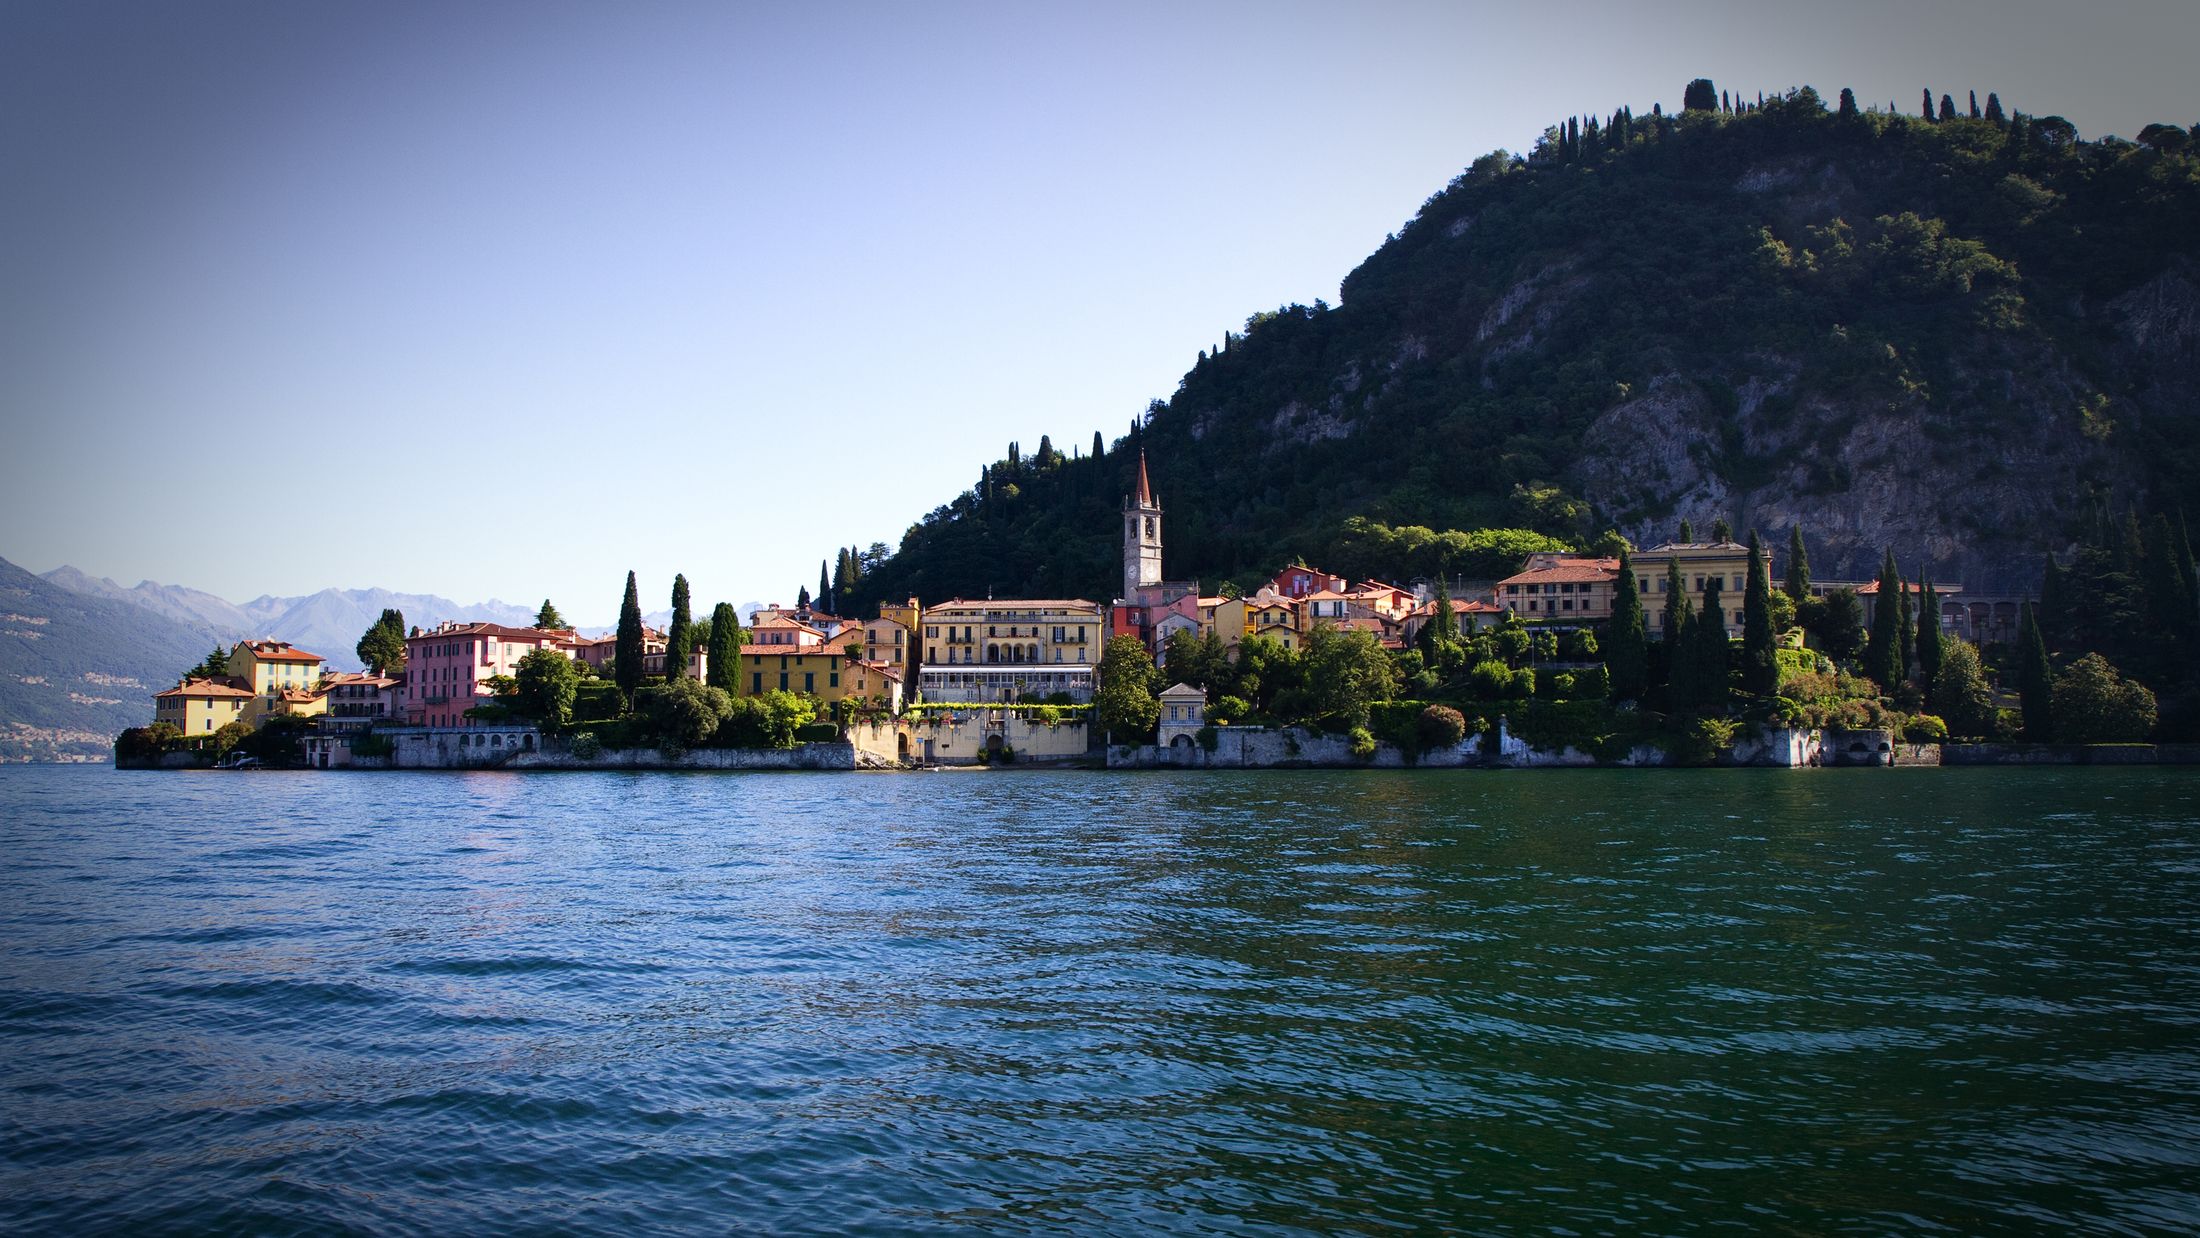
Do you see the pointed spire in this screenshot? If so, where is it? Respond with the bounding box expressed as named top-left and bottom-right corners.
top-left (1135, 449), bottom-right (1154, 506)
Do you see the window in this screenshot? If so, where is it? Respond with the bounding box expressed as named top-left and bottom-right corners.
top-left (752, 673), bottom-right (763, 693)
top-left (829, 673), bottom-right (838, 688)
top-left (804, 673), bottom-right (815, 691)
top-left (779, 672), bottom-right (789, 690)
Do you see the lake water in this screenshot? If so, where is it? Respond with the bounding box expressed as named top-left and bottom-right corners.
top-left (2, 764), bottom-right (2197, 1233)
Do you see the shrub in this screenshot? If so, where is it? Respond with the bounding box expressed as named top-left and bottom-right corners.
top-left (1417, 705), bottom-right (1467, 750)
top-left (1905, 714), bottom-right (1949, 743)
top-left (1196, 724), bottom-right (1219, 752)
top-left (635, 679), bottom-right (734, 749)
top-left (1569, 665), bottom-right (1609, 699)
top-left (1542, 671), bottom-right (1575, 698)
top-left (1669, 716), bottom-right (1737, 767)
top-left (793, 722), bottom-right (839, 743)
top-left (211, 721), bottom-right (254, 755)
top-left (115, 724), bottom-right (183, 763)
top-left (1468, 659), bottom-right (1515, 697)
top-left (569, 732), bottom-right (603, 760)
top-left (1035, 705), bottom-right (1063, 727)
top-left (1209, 695), bottom-right (1251, 725)
top-left (2052, 653), bottom-right (2157, 744)
top-left (1348, 726), bottom-right (1378, 760)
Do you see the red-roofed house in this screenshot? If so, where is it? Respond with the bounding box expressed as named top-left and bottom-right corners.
top-left (1496, 561), bottom-right (1620, 624)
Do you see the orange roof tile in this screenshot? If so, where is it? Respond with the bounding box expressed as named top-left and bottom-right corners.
top-left (156, 677), bottom-right (254, 699)
top-left (1497, 565), bottom-right (1618, 586)
top-left (239, 641), bottom-right (324, 663)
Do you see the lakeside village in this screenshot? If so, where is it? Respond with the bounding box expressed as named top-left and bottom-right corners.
top-left (117, 452), bottom-right (2195, 772)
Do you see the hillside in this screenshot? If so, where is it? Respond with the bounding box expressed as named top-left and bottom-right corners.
top-left (0, 557), bottom-right (224, 761)
top-left (836, 87), bottom-right (2200, 611)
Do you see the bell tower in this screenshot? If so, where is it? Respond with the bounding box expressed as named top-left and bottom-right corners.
top-left (1123, 450), bottom-right (1163, 601)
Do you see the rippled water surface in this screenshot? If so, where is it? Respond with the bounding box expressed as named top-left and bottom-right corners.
top-left (4, 765), bottom-right (2199, 1233)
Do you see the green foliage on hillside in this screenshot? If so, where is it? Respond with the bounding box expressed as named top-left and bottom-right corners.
top-left (840, 87), bottom-right (2200, 612)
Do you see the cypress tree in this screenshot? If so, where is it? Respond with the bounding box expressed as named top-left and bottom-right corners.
top-left (1607, 552), bottom-right (1649, 702)
top-left (1940, 93), bottom-right (1957, 122)
top-left (1741, 533), bottom-right (1778, 696)
top-left (1683, 79), bottom-right (1717, 113)
top-left (1898, 569), bottom-right (1916, 685)
top-left (1092, 430), bottom-right (1105, 460)
top-left (1916, 578), bottom-right (1943, 705)
top-left (1694, 577), bottom-right (1730, 714)
top-left (2017, 602), bottom-right (2054, 741)
top-left (615, 571), bottom-right (644, 704)
top-left (818, 561), bottom-right (832, 612)
top-left (1922, 88), bottom-right (1935, 119)
top-left (2143, 513), bottom-right (2192, 645)
top-left (1866, 550), bottom-right (1902, 691)
top-left (1785, 526), bottom-right (1811, 601)
top-left (1985, 92), bottom-right (2005, 124)
top-left (1711, 516), bottom-right (1732, 543)
top-left (1668, 605), bottom-right (1699, 713)
top-left (666, 574), bottom-right (693, 680)
top-left (1969, 90), bottom-right (1980, 119)
top-left (1431, 576), bottom-right (1458, 645)
top-left (1662, 559), bottom-right (1691, 642)
top-left (706, 602), bottom-right (742, 693)
top-left (796, 585), bottom-right (811, 610)
top-left (1838, 88), bottom-right (1858, 122)
top-left (1678, 518), bottom-right (1695, 543)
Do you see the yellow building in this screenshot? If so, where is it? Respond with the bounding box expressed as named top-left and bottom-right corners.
top-left (1628, 542), bottom-right (1753, 637)
top-left (862, 598), bottom-right (920, 678)
top-left (226, 640), bottom-right (327, 724)
top-left (919, 598), bottom-right (1103, 703)
top-left (152, 678), bottom-right (253, 735)
top-left (735, 646), bottom-right (856, 705)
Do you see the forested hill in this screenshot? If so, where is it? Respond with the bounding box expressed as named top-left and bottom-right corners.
top-left (833, 85), bottom-right (2200, 613)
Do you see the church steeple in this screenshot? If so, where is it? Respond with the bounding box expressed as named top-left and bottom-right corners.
top-left (1123, 449), bottom-right (1163, 601)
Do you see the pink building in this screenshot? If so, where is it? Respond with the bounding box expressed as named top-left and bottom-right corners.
top-left (404, 622), bottom-right (571, 727)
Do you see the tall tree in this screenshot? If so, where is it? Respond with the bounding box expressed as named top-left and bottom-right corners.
top-left (1785, 526), bottom-right (1811, 601)
top-left (666, 574), bottom-right (693, 680)
top-left (1431, 576), bottom-right (1458, 645)
top-left (1931, 640), bottom-right (1996, 738)
top-left (1092, 430), bottom-right (1105, 460)
top-left (1607, 552), bottom-right (1649, 703)
top-left (1694, 577), bottom-right (1731, 713)
top-left (1866, 550), bottom-right (1902, 691)
top-left (1985, 92), bottom-right (2005, 124)
top-left (1916, 578), bottom-right (1944, 705)
top-left (1683, 78), bottom-right (1718, 113)
top-left (1968, 90), bottom-right (1980, 119)
top-left (1922, 87), bottom-right (1935, 119)
top-left (1711, 516), bottom-right (1732, 543)
top-left (1741, 533), bottom-right (1778, 696)
top-left (1837, 88), bottom-right (1859, 122)
top-left (796, 585), bottom-right (812, 610)
top-left (1940, 93), bottom-right (1957, 122)
top-left (615, 571), bottom-right (645, 703)
top-left (1661, 559), bottom-right (1691, 643)
top-left (535, 599), bottom-right (566, 629)
top-left (1898, 569), bottom-right (1917, 687)
top-left (357, 608), bottom-right (407, 675)
top-left (2017, 602), bottom-right (2054, 741)
top-left (1678, 518), bottom-right (1695, 543)
top-left (818, 561), bottom-right (831, 613)
top-left (706, 602), bottom-right (742, 693)
top-left (1096, 634), bottom-right (1162, 742)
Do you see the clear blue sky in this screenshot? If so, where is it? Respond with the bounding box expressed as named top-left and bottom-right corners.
top-left (4, 0), bottom-right (2192, 624)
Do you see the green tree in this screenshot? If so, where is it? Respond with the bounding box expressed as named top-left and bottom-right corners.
top-left (1283, 625), bottom-right (1398, 727)
top-left (636, 678), bottom-right (734, 749)
top-left (2051, 653), bottom-right (2156, 744)
top-left (615, 571), bottom-right (645, 704)
top-left (1692, 577), bottom-right (1731, 714)
top-left (1784, 527), bottom-right (1810, 602)
top-left (1930, 638), bottom-right (1995, 739)
top-left (1683, 78), bottom-right (1718, 113)
top-left (796, 585), bottom-right (812, 610)
top-left (535, 599), bottom-right (566, 629)
top-left (706, 602), bottom-right (742, 693)
top-left (1865, 551), bottom-right (1902, 692)
top-left (1711, 516), bottom-right (1733, 543)
top-left (1606, 552), bottom-right (1649, 702)
top-left (666, 574), bottom-right (693, 680)
top-left (1985, 92), bottom-right (2005, 124)
top-left (356, 609), bottom-right (407, 675)
top-left (1096, 635), bottom-right (1162, 741)
top-left (186, 645), bottom-right (231, 681)
top-left (2017, 602), bottom-right (2054, 741)
top-left (818, 561), bottom-right (831, 612)
top-left (1740, 533), bottom-right (1778, 696)
top-left (1916, 579), bottom-right (1944, 704)
top-left (1837, 88), bottom-right (1859, 122)
top-left (1812, 587), bottom-right (1866, 665)
top-left (1661, 559), bottom-right (1691, 642)
top-left (1678, 518), bottom-right (1695, 543)
top-left (1898, 570), bottom-right (1916, 688)
top-left (514, 648), bottom-right (580, 731)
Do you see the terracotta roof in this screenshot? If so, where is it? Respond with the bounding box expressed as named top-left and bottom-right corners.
top-left (750, 614), bottom-right (827, 636)
top-left (321, 672), bottom-right (400, 689)
top-left (1498, 565), bottom-right (1618, 586)
top-left (1303, 589), bottom-right (1354, 602)
top-left (277, 689), bottom-right (318, 703)
top-left (406, 622), bottom-right (563, 643)
top-left (1415, 598), bottom-right (1505, 616)
top-left (157, 677), bottom-right (253, 699)
top-left (238, 641), bottom-right (324, 663)
top-left (1329, 617), bottom-right (1396, 634)
top-left (1641, 542), bottom-right (1749, 554)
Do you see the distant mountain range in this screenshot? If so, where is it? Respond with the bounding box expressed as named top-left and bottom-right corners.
top-left (2, 557), bottom-right (774, 760)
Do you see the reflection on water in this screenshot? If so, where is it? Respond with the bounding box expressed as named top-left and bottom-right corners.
top-left (2, 765), bottom-right (2197, 1232)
